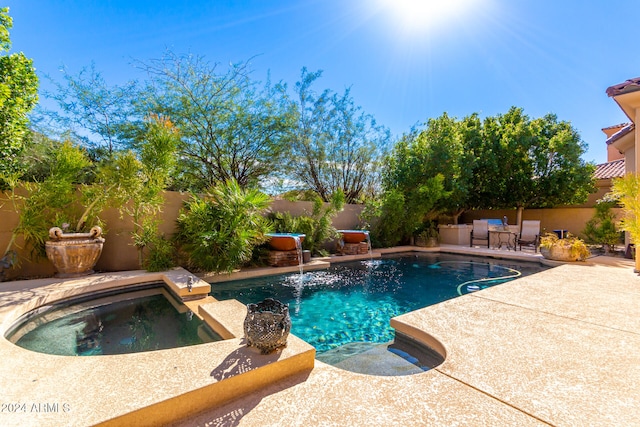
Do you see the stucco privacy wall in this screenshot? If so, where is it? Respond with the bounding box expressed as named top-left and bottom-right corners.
top-left (0, 191), bottom-right (366, 279)
top-left (0, 189), bottom-right (614, 279)
top-left (461, 207), bottom-right (622, 237)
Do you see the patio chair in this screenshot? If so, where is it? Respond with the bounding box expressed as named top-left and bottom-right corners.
top-left (470, 220), bottom-right (490, 248)
top-left (518, 220), bottom-right (541, 252)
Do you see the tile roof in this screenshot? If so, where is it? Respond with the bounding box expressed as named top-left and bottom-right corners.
top-left (602, 123), bottom-right (630, 131)
top-left (606, 77), bottom-right (640, 97)
top-left (605, 123), bottom-right (634, 145)
top-left (594, 159), bottom-right (625, 180)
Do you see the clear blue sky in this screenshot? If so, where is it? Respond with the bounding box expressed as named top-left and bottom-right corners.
top-left (6, 0), bottom-right (640, 164)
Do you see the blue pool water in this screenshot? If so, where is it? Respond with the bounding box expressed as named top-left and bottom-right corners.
top-left (8, 287), bottom-right (221, 356)
top-left (210, 252), bottom-right (548, 353)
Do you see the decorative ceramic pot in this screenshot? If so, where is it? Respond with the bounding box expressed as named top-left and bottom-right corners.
top-left (266, 233), bottom-right (305, 251)
top-left (244, 298), bottom-right (291, 354)
top-left (338, 230), bottom-right (368, 244)
top-left (45, 226), bottom-right (105, 277)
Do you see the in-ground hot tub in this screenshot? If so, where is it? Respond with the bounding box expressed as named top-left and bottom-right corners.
top-left (6, 284), bottom-right (222, 356)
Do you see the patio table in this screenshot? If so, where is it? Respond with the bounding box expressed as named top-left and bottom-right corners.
top-left (490, 229), bottom-right (517, 251)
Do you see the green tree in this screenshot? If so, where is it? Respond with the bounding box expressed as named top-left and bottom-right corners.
top-left (404, 113), bottom-right (477, 223)
top-left (103, 114), bottom-right (180, 268)
top-left (470, 107), bottom-right (595, 223)
top-left (289, 68), bottom-right (390, 203)
top-left (366, 128), bottom-right (449, 246)
top-left (582, 197), bottom-right (621, 252)
top-left (2, 140), bottom-right (102, 269)
top-left (0, 7), bottom-right (38, 188)
top-left (137, 51), bottom-right (294, 191)
top-left (34, 62), bottom-right (138, 156)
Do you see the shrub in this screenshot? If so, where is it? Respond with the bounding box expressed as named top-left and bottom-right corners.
top-left (582, 198), bottom-right (621, 252)
top-left (540, 232), bottom-right (590, 261)
top-left (362, 174), bottom-right (446, 248)
top-left (271, 190), bottom-right (345, 256)
top-left (143, 234), bottom-right (175, 272)
top-left (176, 179), bottom-right (272, 273)
top-left (2, 140), bottom-right (105, 266)
top-left (611, 174), bottom-right (640, 247)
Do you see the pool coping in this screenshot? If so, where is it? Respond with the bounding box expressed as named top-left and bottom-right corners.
top-left (1, 246), bottom-right (639, 426)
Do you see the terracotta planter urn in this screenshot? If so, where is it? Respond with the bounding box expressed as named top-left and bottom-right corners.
top-left (45, 226), bottom-right (105, 277)
top-left (338, 230), bottom-right (369, 244)
top-left (266, 233), bottom-right (305, 251)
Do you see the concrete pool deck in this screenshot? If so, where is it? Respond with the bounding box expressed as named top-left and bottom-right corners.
top-left (1, 246), bottom-right (639, 426)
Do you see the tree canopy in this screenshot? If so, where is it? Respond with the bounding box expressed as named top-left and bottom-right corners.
top-left (367, 107), bottom-right (595, 246)
top-left (0, 7), bottom-right (38, 188)
top-left (288, 68), bottom-right (390, 203)
top-left (469, 107), bottom-right (595, 221)
top-left (34, 63), bottom-right (138, 156)
top-left (136, 52), bottom-right (295, 191)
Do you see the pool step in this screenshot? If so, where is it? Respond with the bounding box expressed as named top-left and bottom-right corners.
top-left (318, 342), bottom-right (428, 376)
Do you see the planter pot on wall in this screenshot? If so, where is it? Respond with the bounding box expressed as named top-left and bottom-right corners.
top-left (45, 226), bottom-right (105, 278)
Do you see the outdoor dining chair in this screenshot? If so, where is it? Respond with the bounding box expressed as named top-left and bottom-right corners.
top-left (470, 219), bottom-right (490, 248)
top-left (518, 220), bottom-right (541, 252)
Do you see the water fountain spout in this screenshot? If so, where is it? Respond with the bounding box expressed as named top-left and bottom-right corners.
top-left (364, 230), bottom-right (373, 260)
top-left (187, 276), bottom-right (194, 292)
top-left (293, 235), bottom-right (304, 276)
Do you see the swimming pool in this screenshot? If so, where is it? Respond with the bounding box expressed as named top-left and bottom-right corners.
top-left (210, 252), bottom-right (548, 354)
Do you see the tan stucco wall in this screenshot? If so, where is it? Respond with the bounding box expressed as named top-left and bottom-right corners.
top-left (268, 199), bottom-right (365, 231)
top-left (0, 191), bottom-right (366, 280)
top-left (3, 186), bottom-right (616, 280)
top-left (626, 147), bottom-right (636, 174)
top-left (461, 207), bottom-right (621, 238)
top-left (603, 126), bottom-right (626, 162)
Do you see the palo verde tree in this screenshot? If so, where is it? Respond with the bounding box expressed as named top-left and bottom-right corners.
top-left (136, 51), bottom-right (294, 192)
top-left (0, 7), bottom-right (38, 189)
top-left (289, 68), bottom-right (390, 204)
top-left (34, 62), bottom-right (139, 157)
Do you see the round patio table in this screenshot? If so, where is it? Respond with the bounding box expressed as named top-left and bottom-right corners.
top-left (490, 230), bottom-right (517, 251)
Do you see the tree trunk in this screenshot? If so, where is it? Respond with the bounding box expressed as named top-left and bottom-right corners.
top-left (452, 209), bottom-right (465, 225)
top-left (516, 206), bottom-right (524, 226)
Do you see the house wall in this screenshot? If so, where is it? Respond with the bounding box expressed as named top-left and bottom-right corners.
top-left (583, 178), bottom-right (614, 207)
top-left (626, 147), bottom-right (636, 174)
top-left (602, 126), bottom-right (626, 162)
